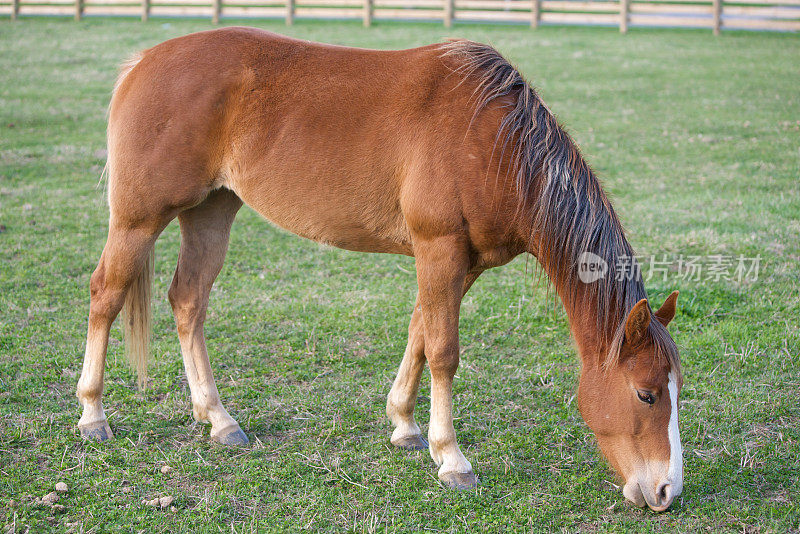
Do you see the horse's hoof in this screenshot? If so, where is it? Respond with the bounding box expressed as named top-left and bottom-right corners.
top-left (79, 420), bottom-right (114, 442)
top-left (211, 425), bottom-right (249, 447)
top-left (439, 470), bottom-right (479, 490)
top-left (392, 435), bottom-right (429, 451)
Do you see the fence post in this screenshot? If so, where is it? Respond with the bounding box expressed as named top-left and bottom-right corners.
top-left (74, 0), bottom-right (83, 20)
top-left (363, 0), bottom-right (372, 26)
top-left (444, 0), bottom-right (453, 27)
top-left (12, 0), bottom-right (19, 19)
top-left (712, 0), bottom-right (721, 34)
top-left (212, 0), bottom-right (221, 23)
top-left (619, 0), bottom-right (629, 33)
top-left (141, 0), bottom-right (149, 21)
top-left (531, 0), bottom-right (540, 27)
top-left (286, 0), bottom-right (294, 24)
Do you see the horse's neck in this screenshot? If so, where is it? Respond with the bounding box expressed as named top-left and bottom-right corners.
top-left (558, 279), bottom-right (610, 364)
top-left (532, 236), bottom-right (631, 367)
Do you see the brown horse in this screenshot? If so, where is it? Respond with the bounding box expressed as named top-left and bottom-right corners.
top-left (76, 27), bottom-right (683, 511)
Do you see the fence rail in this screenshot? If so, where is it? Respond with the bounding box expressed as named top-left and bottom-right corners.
top-left (2, 0), bottom-right (799, 31)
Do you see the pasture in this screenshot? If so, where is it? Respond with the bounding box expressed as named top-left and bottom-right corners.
top-left (1, 18), bottom-right (799, 532)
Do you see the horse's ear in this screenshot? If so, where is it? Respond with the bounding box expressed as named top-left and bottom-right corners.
top-left (654, 290), bottom-right (679, 327)
top-left (625, 299), bottom-right (651, 347)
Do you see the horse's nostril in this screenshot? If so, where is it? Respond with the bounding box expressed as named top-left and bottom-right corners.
top-left (657, 482), bottom-right (671, 503)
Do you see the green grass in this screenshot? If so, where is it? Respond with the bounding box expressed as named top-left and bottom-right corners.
top-left (1, 17), bottom-right (799, 532)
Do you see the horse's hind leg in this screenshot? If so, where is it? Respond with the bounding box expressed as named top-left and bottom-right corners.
top-left (387, 272), bottom-right (480, 451)
top-left (167, 188), bottom-right (247, 446)
top-left (77, 222), bottom-right (163, 440)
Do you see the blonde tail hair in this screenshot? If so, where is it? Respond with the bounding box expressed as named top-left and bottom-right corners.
top-left (123, 247), bottom-right (154, 389)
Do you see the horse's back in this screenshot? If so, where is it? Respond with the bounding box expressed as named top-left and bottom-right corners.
top-left (109, 28), bottom-right (511, 256)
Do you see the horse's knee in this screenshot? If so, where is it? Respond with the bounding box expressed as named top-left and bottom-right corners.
top-left (426, 341), bottom-right (460, 377)
top-left (408, 305), bottom-right (424, 335)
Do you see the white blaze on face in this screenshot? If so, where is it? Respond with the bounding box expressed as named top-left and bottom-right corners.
top-left (622, 370), bottom-right (684, 510)
top-left (666, 370), bottom-right (683, 494)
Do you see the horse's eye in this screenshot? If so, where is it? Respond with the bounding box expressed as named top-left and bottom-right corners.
top-left (637, 390), bottom-right (656, 405)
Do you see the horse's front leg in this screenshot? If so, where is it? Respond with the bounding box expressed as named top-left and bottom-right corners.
top-left (386, 299), bottom-right (428, 450)
top-left (387, 272), bottom-right (481, 451)
top-left (413, 235), bottom-right (478, 490)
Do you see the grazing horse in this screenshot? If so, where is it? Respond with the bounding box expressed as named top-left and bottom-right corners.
top-left (76, 27), bottom-right (683, 511)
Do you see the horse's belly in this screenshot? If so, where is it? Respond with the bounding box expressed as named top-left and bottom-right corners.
top-left (223, 174), bottom-right (413, 255)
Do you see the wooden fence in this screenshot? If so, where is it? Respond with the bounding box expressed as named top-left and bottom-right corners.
top-left (2, 0), bottom-right (799, 32)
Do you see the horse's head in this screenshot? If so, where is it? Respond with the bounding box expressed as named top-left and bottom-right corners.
top-left (577, 291), bottom-right (682, 511)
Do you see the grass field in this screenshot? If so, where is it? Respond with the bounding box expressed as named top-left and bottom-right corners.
top-left (1, 17), bottom-right (799, 532)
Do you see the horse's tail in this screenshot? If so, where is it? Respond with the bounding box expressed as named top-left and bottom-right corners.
top-left (123, 245), bottom-right (154, 390)
top-left (108, 50), bottom-right (154, 389)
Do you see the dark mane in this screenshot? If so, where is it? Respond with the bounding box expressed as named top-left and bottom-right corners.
top-left (441, 40), bottom-right (679, 373)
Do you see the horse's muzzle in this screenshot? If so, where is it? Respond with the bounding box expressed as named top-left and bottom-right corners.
top-left (623, 477), bottom-right (682, 512)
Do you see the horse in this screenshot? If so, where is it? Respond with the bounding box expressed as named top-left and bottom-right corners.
top-left (76, 27), bottom-right (683, 511)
